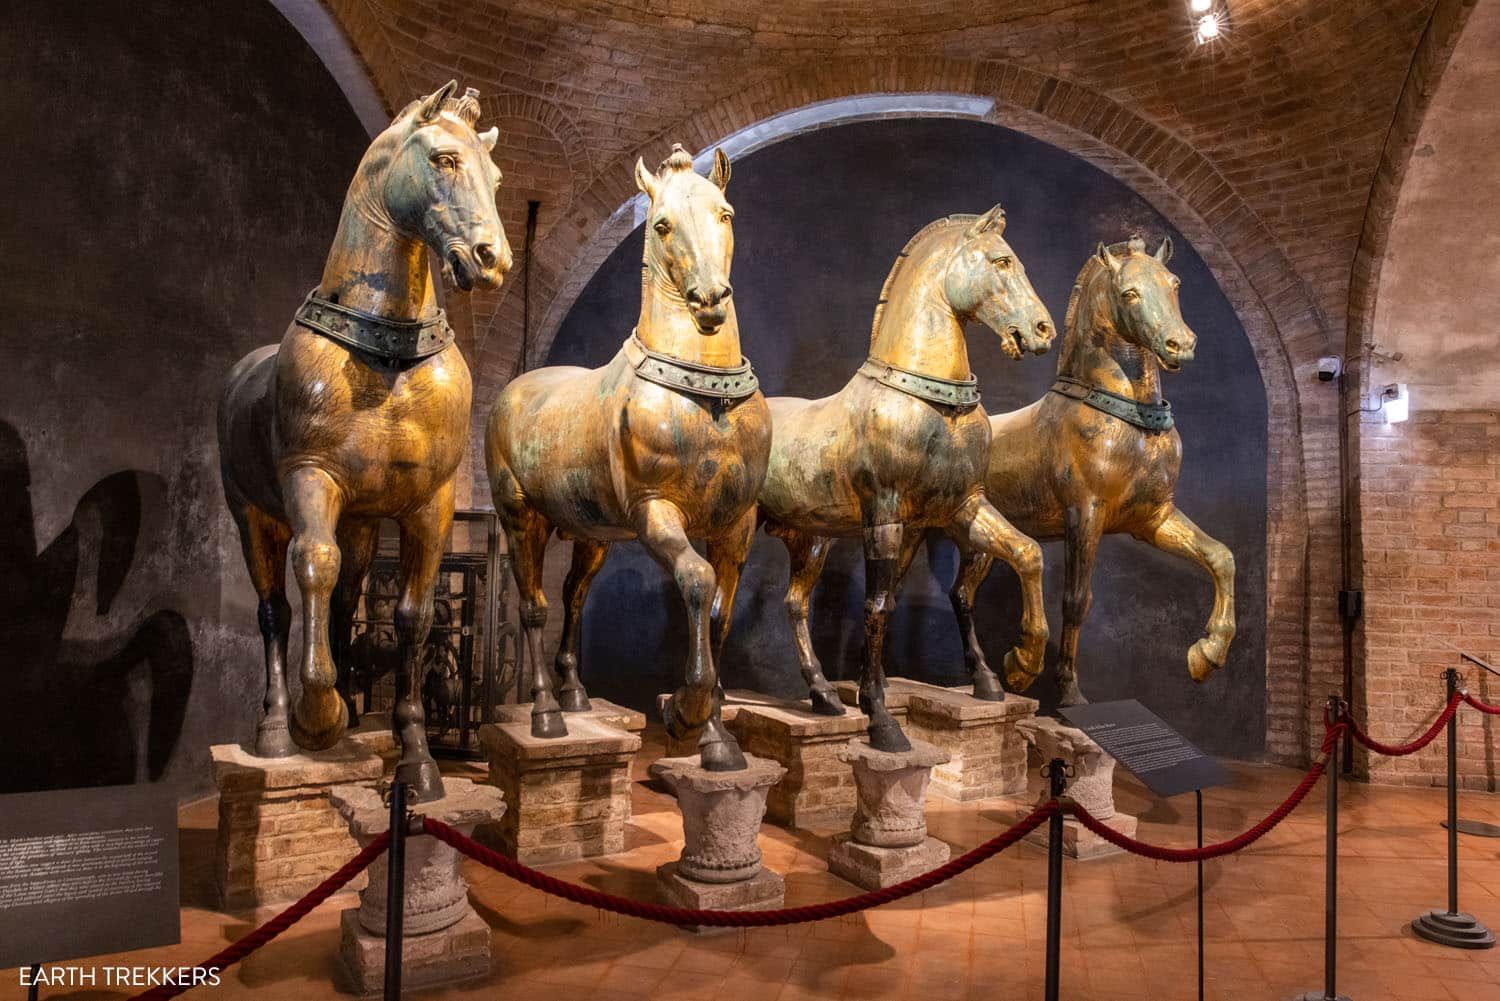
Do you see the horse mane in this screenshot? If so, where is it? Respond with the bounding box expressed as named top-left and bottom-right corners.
top-left (1060, 234), bottom-right (1148, 360)
top-left (869, 215), bottom-right (976, 346)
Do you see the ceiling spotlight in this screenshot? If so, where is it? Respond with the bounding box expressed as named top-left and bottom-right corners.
top-left (1195, 11), bottom-right (1223, 44)
top-left (1190, 0), bottom-right (1213, 12)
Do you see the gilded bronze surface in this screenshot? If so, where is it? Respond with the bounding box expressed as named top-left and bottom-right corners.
top-left (758, 209), bottom-right (1055, 751)
top-left (950, 236), bottom-right (1236, 705)
top-left (218, 82), bottom-right (510, 800)
top-left (484, 145), bottom-right (769, 771)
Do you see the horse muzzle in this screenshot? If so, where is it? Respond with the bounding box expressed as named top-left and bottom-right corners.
top-left (446, 240), bottom-right (510, 292)
top-left (686, 281), bottom-right (732, 333)
top-left (1158, 330), bottom-right (1196, 372)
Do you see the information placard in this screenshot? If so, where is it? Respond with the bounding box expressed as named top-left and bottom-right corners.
top-left (0, 783), bottom-right (179, 969)
top-left (1061, 700), bottom-right (1228, 799)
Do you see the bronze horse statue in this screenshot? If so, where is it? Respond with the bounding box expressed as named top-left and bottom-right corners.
top-left (485, 145), bottom-right (769, 771)
top-left (218, 82), bottom-right (510, 800)
top-left (948, 236), bottom-right (1235, 706)
top-left (757, 208), bottom-right (1055, 751)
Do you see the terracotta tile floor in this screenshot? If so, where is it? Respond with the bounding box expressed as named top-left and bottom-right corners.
top-left (6, 729), bottom-right (1500, 1001)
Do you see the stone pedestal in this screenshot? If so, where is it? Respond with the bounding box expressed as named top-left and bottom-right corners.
top-left (477, 715), bottom-right (640, 864)
top-left (827, 737), bottom-right (950, 890)
top-left (330, 778), bottom-right (504, 995)
top-left (652, 754), bottom-right (786, 932)
top-left (654, 693), bottom-right (748, 758)
top-left (211, 741), bottom-right (383, 911)
top-left (348, 714), bottom-right (399, 776)
top-left (492, 698), bottom-right (647, 734)
top-left (836, 680), bottom-right (1037, 801)
top-left (720, 691), bottom-right (868, 829)
top-left (1005, 716), bottom-right (1138, 860)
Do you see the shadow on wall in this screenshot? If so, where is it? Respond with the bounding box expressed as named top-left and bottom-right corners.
top-left (0, 420), bottom-right (193, 793)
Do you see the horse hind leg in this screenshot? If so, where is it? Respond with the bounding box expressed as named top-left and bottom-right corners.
top-left (946, 537), bottom-right (1003, 700)
top-left (1138, 506), bottom-right (1236, 682)
top-left (555, 539), bottom-right (609, 713)
top-left (232, 503), bottom-right (294, 758)
top-left (1056, 503), bottom-right (1102, 707)
top-left (767, 522), bottom-right (843, 716)
top-left (505, 508), bottom-right (565, 739)
top-left (952, 495), bottom-right (1049, 696)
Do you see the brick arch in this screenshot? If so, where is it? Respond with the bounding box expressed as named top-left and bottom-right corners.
top-left (471, 59), bottom-right (1335, 763)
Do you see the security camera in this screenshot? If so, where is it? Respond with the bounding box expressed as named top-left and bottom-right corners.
top-left (1317, 355), bottom-right (1342, 382)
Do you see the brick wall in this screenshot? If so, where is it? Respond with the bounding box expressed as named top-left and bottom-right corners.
top-left (1357, 411), bottom-right (1500, 790)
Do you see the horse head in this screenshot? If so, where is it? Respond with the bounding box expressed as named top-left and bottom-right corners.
top-left (944, 205), bottom-right (1055, 360)
top-left (379, 81), bottom-right (512, 292)
top-left (635, 144), bottom-right (735, 334)
top-left (1094, 235), bottom-right (1195, 372)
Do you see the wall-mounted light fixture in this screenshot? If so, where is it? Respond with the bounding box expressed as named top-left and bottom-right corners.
top-left (1382, 383), bottom-right (1410, 424)
top-left (1191, 0), bottom-right (1229, 46)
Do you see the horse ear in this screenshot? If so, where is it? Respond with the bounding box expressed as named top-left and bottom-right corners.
top-left (709, 148), bottom-right (731, 190)
top-left (966, 204), bottom-right (1006, 238)
top-left (479, 127), bottom-right (499, 151)
top-left (1155, 236), bottom-right (1174, 264)
top-left (634, 157), bottom-right (658, 200)
top-left (1097, 242), bottom-right (1122, 275)
top-left (417, 80), bottom-right (458, 123)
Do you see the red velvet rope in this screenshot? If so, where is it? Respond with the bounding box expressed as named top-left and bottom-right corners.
top-left (1464, 691), bottom-right (1500, 716)
top-left (1343, 691), bottom-right (1463, 756)
top-left (426, 801), bottom-right (1056, 927)
top-left (1067, 723), bottom-right (1345, 863)
top-left (125, 831), bottom-right (390, 1001)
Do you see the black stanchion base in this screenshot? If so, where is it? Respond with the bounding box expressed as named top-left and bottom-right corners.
top-left (1291, 993), bottom-right (1351, 1001)
top-left (1411, 909), bottom-right (1496, 949)
top-left (1442, 818), bottom-right (1500, 838)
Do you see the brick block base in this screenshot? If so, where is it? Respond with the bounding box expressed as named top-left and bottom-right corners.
top-left (210, 741), bottom-right (383, 911)
top-left (721, 690), bottom-right (869, 829)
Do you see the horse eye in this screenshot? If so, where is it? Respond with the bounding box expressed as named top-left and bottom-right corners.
top-left (434, 153), bottom-right (458, 171)
top-left (720, 210), bottom-right (733, 224)
top-left (654, 219), bottom-right (671, 237)
top-left (1122, 288), bottom-right (1141, 302)
top-left (993, 256), bottom-right (1012, 269)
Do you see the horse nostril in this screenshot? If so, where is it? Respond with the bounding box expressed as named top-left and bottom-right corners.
top-left (719, 282), bottom-right (733, 302)
top-left (1166, 339), bottom-right (1180, 354)
top-left (1037, 320), bottom-right (1052, 337)
top-left (474, 243), bottom-right (497, 269)
top-left (685, 287), bottom-right (705, 307)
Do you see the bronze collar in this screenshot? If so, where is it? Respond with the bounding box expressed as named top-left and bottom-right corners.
top-left (858, 357), bottom-right (981, 408)
top-left (294, 289), bottom-right (455, 362)
top-left (1050, 376), bottom-right (1173, 433)
top-left (624, 332), bottom-right (760, 400)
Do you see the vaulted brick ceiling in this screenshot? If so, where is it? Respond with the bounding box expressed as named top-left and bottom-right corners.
top-left (323, 0), bottom-right (1436, 379)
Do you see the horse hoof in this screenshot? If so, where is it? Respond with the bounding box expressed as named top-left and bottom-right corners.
top-left (810, 687), bottom-right (847, 717)
top-left (394, 757), bottom-right (446, 804)
top-left (867, 716), bottom-right (912, 754)
top-left (699, 720), bottom-right (747, 772)
top-left (1058, 681), bottom-right (1089, 708)
top-left (1188, 640), bottom-right (1223, 683)
top-left (532, 708), bottom-right (568, 739)
top-left (559, 687), bottom-right (592, 713)
top-left (254, 716), bottom-right (295, 759)
top-left (972, 669), bottom-right (1005, 702)
top-left (1003, 649), bottom-right (1043, 692)
top-left (290, 693), bottom-right (348, 752)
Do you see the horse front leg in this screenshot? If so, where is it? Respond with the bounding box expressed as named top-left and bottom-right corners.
top-left (945, 533), bottom-right (1002, 699)
top-left (331, 519), bottom-right (379, 731)
top-left (556, 540), bottom-right (609, 712)
top-left (502, 509), bottom-right (564, 738)
top-left (284, 466), bottom-right (349, 751)
top-left (390, 479), bottom-right (456, 803)
top-left (952, 494), bottom-right (1047, 697)
top-left (767, 522), bottom-right (843, 716)
top-left (1137, 505), bottom-right (1236, 682)
top-left (1057, 502), bottom-right (1103, 707)
top-left (638, 498), bottom-right (743, 771)
top-left (859, 505), bottom-right (912, 753)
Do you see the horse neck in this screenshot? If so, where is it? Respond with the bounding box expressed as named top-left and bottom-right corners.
top-left (635, 263), bottom-right (743, 368)
top-left (868, 229), bottom-right (970, 381)
top-left (318, 156), bottom-right (436, 321)
top-left (1058, 278), bottom-right (1162, 403)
